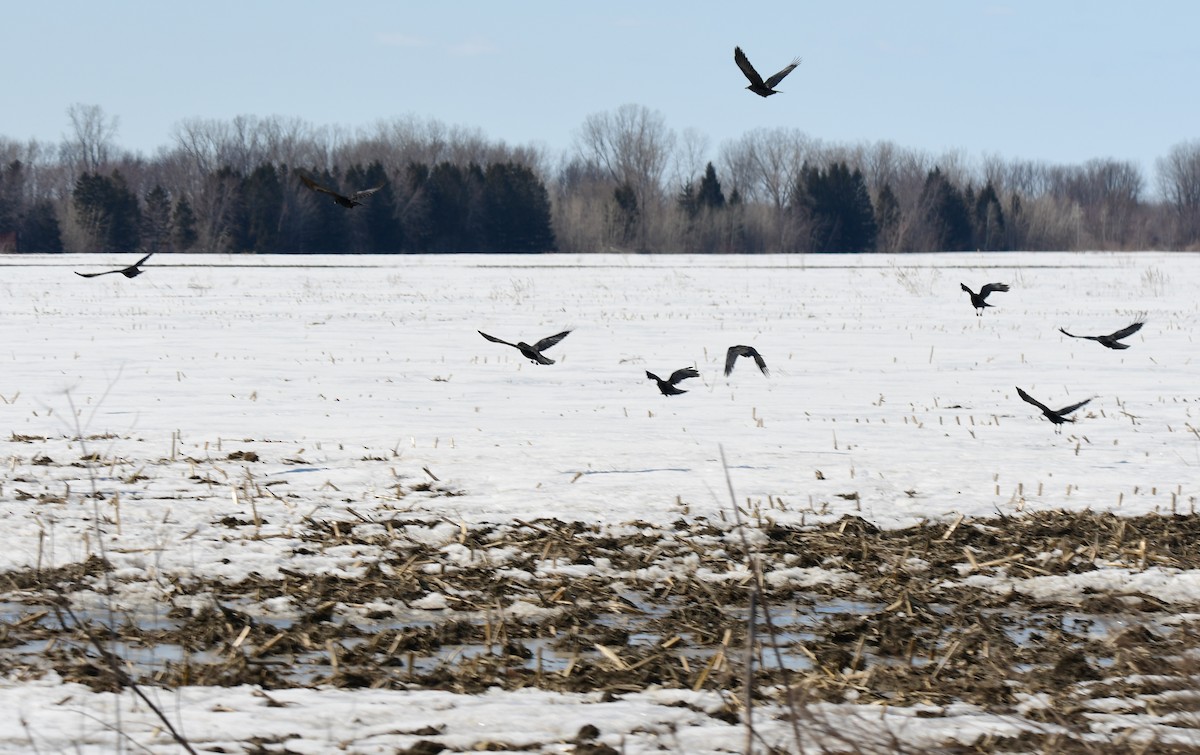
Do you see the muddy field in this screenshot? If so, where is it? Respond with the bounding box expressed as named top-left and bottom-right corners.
top-left (5, 494), bottom-right (1200, 752)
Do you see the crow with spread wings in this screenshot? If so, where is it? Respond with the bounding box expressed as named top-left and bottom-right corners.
top-left (298, 173), bottom-right (385, 208)
top-left (1016, 387), bottom-right (1093, 430)
top-left (75, 252), bottom-right (154, 279)
top-left (1059, 319), bottom-right (1145, 350)
top-left (478, 330), bottom-right (571, 365)
top-left (734, 46), bottom-right (802, 97)
top-left (647, 367), bottom-right (700, 396)
top-left (961, 282), bottom-right (1010, 315)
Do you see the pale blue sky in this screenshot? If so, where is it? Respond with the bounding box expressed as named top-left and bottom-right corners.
top-left (5, 1), bottom-right (1198, 185)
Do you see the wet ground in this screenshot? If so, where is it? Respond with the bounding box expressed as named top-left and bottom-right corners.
top-left (5, 502), bottom-right (1200, 752)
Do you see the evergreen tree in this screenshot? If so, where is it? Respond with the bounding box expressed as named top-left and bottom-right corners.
top-left (696, 162), bottom-right (726, 211)
top-left (19, 200), bottom-right (63, 252)
top-left (874, 183), bottom-right (900, 251)
top-left (142, 185), bottom-right (172, 252)
top-left (296, 166), bottom-right (350, 252)
top-left (241, 163), bottom-right (283, 252)
top-left (793, 161), bottom-right (877, 252)
top-left (346, 161), bottom-right (402, 253)
top-left (677, 181), bottom-right (698, 219)
top-left (919, 168), bottom-right (973, 251)
top-left (610, 182), bottom-right (639, 247)
top-left (424, 162), bottom-right (485, 251)
top-left (973, 180), bottom-right (1006, 250)
top-left (73, 169), bottom-right (141, 251)
top-left (172, 195), bottom-right (199, 251)
top-left (0, 161), bottom-right (23, 239)
top-left (480, 162), bottom-right (555, 252)
top-left (401, 162), bottom-right (433, 251)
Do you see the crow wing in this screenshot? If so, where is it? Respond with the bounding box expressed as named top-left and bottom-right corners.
top-left (1053, 398), bottom-right (1092, 417)
top-left (725, 345), bottom-right (765, 376)
top-left (978, 283), bottom-right (1010, 300)
top-left (747, 348), bottom-right (769, 376)
top-left (1107, 320), bottom-right (1145, 341)
top-left (763, 57), bottom-right (802, 89)
top-left (299, 174), bottom-right (345, 199)
top-left (350, 184), bottom-right (386, 202)
top-left (645, 371), bottom-right (662, 383)
top-left (1016, 387), bottom-right (1052, 415)
top-left (733, 47), bottom-right (766, 87)
top-left (724, 346), bottom-right (742, 376)
top-left (667, 367), bottom-right (700, 385)
top-left (478, 330), bottom-right (516, 348)
top-left (533, 330), bottom-right (571, 352)
top-left (75, 270), bottom-right (118, 278)
top-left (1058, 327), bottom-right (1094, 341)
top-left (133, 252), bottom-right (154, 268)
top-left (960, 283), bottom-right (973, 295)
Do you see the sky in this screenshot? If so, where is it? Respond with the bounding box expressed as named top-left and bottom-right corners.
top-left (4, 1), bottom-right (1199, 186)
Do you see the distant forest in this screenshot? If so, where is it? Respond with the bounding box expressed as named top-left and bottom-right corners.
top-left (2, 103), bottom-right (1199, 254)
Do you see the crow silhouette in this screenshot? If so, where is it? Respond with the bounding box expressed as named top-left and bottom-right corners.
top-left (1016, 387), bottom-right (1092, 429)
top-left (961, 282), bottom-right (1010, 315)
top-left (725, 345), bottom-right (769, 377)
top-left (479, 330), bottom-right (571, 365)
top-left (298, 173), bottom-right (385, 208)
top-left (75, 252), bottom-right (153, 279)
top-left (646, 367), bottom-right (700, 396)
top-left (1059, 319), bottom-right (1145, 350)
top-left (734, 46), bottom-right (801, 97)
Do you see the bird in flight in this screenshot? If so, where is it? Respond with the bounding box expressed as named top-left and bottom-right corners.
top-left (646, 367), bottom-right (700, 396)
top-left (961, 282), bottom-right (1010, 315)
top-left (75, 252), bottom-right (153, 279)
top-left (298, 173), bottom-right (385, 208)
top-left (1016, 387), bottom-right (1093, 429)
top-left (734, 46), bottom-right (802, 97)
top-left (479, 330), bottom-right (571, 365)
top-left (1059, 319), bottom-right (1145, 350)
top-left (725, 345), bottom-right (769, 377)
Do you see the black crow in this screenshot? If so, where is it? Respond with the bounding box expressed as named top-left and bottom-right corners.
top-left (734, 46), bottom-right (801, 97)
top-left (646, 367), bottom-right (700, 396)
top-left (298, 173), bottom-right (385, 208)
top-left (75, 252), bottom-right (153, 279)
top-left (961, 282), bottom-right (1010, 315)
top-left (725, 345), bottom-right (769, 377)
top-left (479, 330), bottom-right (571, 365)
top-left (1059, 319), bottom-right (1145, 350)
top-left (1016, 387), bottom-right (1092, 428)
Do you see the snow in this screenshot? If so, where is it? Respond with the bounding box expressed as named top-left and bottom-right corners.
top-left (1, 251), bottom-right (1199, 752)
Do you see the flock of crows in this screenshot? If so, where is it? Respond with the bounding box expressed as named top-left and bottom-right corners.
top-left (70, 259), bottom-right (1145, 430)
top-left (475, 327), bottom-right (769, 395)
top-left (68, 46), bottom-right (1144, 431)
top-left (959, 281), bottom-right (1145, 429)
top-left (471, 282), bottom-right (1144, 431)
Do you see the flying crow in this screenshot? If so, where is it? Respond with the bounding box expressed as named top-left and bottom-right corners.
top-left (1059, 319), bottom-right (1145, 350)
top-left (724, 345), bottom-right (769, 377)
top-left (75, 252), bottom-right (153, 279)
top-left (298, 173), bottom-right (385, 208)
top-left (961, 282), bottom-right (1010, 315)
top-left (646, 367), bottom-right (700, 396)
top-left (1016, 387), bottom-right (1092, 429)
top-left (734, 46), bottom-right (801, 97)
top-left (479, 330), bottom-right (571, 365)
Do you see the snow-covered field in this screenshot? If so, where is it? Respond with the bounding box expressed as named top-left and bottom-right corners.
top-left (2, 251), bottom-right (1199, 753)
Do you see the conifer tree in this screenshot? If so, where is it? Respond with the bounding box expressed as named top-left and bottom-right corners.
top-left (172, 195), bottom-right (199, 251)
top-left (142, 185), bottom-right (172, 252)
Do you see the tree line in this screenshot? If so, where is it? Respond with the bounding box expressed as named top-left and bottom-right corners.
top-left (2, 103), bottom-right (1199, 254)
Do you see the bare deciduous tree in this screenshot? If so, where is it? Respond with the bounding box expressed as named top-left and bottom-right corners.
top-left (1157, 140), bottom-right (1200, 246)
top-left (63, 103), bottom-right (119, 175)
